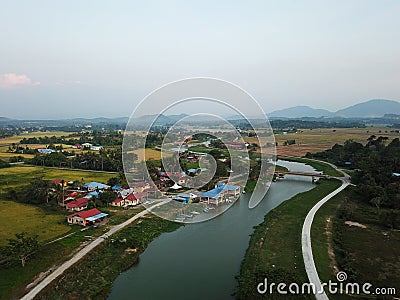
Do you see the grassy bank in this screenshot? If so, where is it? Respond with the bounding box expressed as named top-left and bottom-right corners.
top-left (280, 157), bottom-right (342, 177)
top-left (36, 216), bottom-right (181, 299)
top-left (236, 179), bottom-right (342, 299)
top-left (244, 164), bottom-right (288, 193)
top-left (311, 187), bottom-right (400, 299)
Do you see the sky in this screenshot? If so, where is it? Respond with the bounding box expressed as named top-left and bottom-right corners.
top-left (0, 0), bottom-right (399, 119)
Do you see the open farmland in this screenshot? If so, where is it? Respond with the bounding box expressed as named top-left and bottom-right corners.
top-left (0, 165), bottom-right (116, 195)
top-left (246, 127), bottom-right (400, 156)
top-left (0, 131), bottom-right (72, 161)
top-left (0, 200), bottom-right (70, 246)
top-left (132, 148), bottom-right (172, 161)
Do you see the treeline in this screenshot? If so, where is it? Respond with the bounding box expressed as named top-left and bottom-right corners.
top-left (307, 136), bottom-right (400, 211)
top-left (233, 119), bottom-right (366, 131)
top-left (270, 119), bottom-right (366, 130)
top-left (20, 131), bottom-right (123, 147)
top-left (0, 159), bottom-right (10, 168)
top-left (26, 148), bottom-right (130, 172)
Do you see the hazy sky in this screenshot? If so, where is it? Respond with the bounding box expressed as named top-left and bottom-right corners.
top-left (0, 0), bottom-right (399, 119)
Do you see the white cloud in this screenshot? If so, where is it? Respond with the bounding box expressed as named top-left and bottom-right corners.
top-left (0, 73), bottom-right (40, 89)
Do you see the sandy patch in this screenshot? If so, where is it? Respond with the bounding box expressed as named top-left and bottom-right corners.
top-left (345, 221), bottom-right (367, 229)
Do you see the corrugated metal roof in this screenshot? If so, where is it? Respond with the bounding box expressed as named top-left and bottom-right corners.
top-left (199, 184), bottom-right (238, 199)
top-left (85, 213), bottom-right (108, 221)
top-left (83, 182), bottom-right (110, 189)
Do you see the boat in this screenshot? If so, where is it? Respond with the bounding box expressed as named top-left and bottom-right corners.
top-left (184, 213), bottom-right (193, 218)
top-left (175, 216), bottom-right (185, 222)
top-left (191, 211), bottom-right (200, 215)
top-left (242, 190), bottom-right (246, 194)
top-left (203, 207), bottom-right (209, 213)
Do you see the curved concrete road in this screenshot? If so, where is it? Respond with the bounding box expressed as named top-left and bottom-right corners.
top-left (301, 161), bottom-right (350, 299)
top-left (21, 200), bottom-right (169, 300)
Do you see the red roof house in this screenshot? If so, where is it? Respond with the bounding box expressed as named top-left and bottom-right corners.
top-left (110, 197), bottom-right (125, 207)
top-left (52, 179), bottom-right (67, 186)
top-left (66, 197), bottom-right (89, 211)
top-left (66, 208), bottom-right (107, 226)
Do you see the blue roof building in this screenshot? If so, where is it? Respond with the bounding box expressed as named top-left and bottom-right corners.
top-left (83, 182), bottom-right (110, 191)
top-left (199, 182), bottom-right (240, 205)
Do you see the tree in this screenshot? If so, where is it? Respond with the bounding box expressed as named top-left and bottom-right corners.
top-left (6, 232), bottom-right (39, 267)
top-left (107, 177), bottom-right (119, 187)
top-left (24, 176), bottom-right (52, 204)
top-left (99, 190), bottom-right (116, 206)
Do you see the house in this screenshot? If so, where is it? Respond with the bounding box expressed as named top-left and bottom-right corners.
top-left (83, 182), bottom-right (110, 192)
top-left (66, 208), bottom-right (108, 226)
top-left (112, 185), bottom-right (122, 192)
top-left (173, 193), bottom-right (198, 204)
top-left (125, 192), bottom-right (145, 206)
top-left (110, 197), bottom-right (125, 207)
top-left (82, 143), bottom-right (92, 149)
top-left (37, 148), bottom-right (55, 154)
top-left (66, 197), bottom-right (90, 211)
top-left (110, 192), bottom-right (145, 207)
top-left (90, 145), bottom-right (103, 151)
top-left (72, 143), bottom-right (82, 149)
top-left (52, 179), bottom-right (67, 187)
top-left (119, 188), bottom-right (134, 199)
top-left (198, 182), bottom-right (240, 205)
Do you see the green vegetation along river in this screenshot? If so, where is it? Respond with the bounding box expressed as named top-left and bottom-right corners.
top-left (108, 160), bottom-right (318, 299)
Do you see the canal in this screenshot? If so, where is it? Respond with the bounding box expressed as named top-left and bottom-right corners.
top-left (108, 160), bottom-right (316, 299)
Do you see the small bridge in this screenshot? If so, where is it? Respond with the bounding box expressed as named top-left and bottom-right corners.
top-left (274, 170), bottom-right (329, 182)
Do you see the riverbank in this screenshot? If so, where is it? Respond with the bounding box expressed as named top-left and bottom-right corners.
top-left (35, 216), bottom-right (181, 299)
top-left (236, 178), bottom-right (341, 299)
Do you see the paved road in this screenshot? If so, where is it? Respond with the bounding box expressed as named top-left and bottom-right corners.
top-left (21, 200), bottom-right (169, 300)
top-left (301, 160), bottom-right (350, 299)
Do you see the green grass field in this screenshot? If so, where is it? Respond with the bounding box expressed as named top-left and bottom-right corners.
top-left (0, 226), bottom-right (104, 300)
top-left (0, 201), bottom-right (70, 246)
top-left (0, 165), bottom-right (116, 194)
top-left (0, 165), bottom-right (116, 245)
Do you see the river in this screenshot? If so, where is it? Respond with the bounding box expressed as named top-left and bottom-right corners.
top-left (108, 160), bottom-right (316, 299)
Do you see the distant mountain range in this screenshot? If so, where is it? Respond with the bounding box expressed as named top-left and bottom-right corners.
top-left (268, 99), bottom-right (400, 119)
top-left (1, 99), bottom-right (399, 126)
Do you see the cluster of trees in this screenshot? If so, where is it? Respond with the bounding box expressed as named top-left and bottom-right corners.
top-left (283, 139), bottom-right (296, 146)
top-left (20, 131), bottom-right (124, 147)
top-left (7, 176), bottom-right (61, 205)
top-left (0, 232), bottom-right (39, 268)
top-left (27, 148), bottom-right (129, 172)
top-left (8, 143), bottom-right (36, 154)
top-left (308, 136), bottom-right (400, 211)
top-left (270, 119), bottom-right (366, 130)
top-left (145, 132), bottom-right (165, 148)
top-left (0, 158), bottom-right (10, 168)
top-left (0, 130), bottom-right (14, 139)
top-left (231, 119), bottom-right (366, 131)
